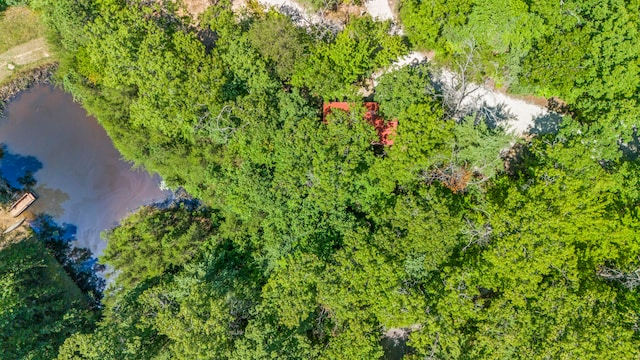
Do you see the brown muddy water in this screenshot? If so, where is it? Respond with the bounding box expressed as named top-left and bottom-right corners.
top-left (0, 85), bottom-right (169, 256)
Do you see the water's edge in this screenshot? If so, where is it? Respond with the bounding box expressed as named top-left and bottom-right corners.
top-left (0, 84), bottom-right (170, 257)
top-left (0, 62), bottom-right (58, 113)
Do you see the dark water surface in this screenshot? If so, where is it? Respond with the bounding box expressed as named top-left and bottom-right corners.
top-left (0, 85), bottom-right (169, 255)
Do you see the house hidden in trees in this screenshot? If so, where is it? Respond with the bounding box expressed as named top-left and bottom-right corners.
top-left (322, 102), bottom-right (397, 146)
top-left (9, 192), bottom-right (37, 217)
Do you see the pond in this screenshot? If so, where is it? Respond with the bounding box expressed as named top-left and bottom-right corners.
top-left (0, 85), bottom-right (169, 256)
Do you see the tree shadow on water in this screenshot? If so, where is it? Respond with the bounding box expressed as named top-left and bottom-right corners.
top-left (31, 214), bottom-right (105, 307)
top-left (0, 144), bottom-right (43, 189)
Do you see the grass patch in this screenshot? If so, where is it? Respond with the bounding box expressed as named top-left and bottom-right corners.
top-left (0, 6), bottom-right (47, 54)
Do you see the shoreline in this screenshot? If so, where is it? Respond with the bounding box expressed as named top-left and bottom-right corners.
top-left (0, 62), bottom-right (58, 113)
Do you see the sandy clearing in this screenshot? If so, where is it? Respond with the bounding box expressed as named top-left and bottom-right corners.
top-left (437, 68), bottom-right (553, 134)
top-left (0, 37), bottom-right (50, 83)
top-left (375, 51), bottom-right (556, 135)
top-left (365, 0), bottom-right (393, 21)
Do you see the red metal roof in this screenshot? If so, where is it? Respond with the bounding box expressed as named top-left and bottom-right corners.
top-left (322, 102), bottom-right (397, 145)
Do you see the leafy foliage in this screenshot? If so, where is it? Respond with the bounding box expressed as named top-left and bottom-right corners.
top-left (400, 0), bottom-right (640, 125)
top-left (101, 202), bottom-right (217, 290)
top-left (10, 0), bottom-right (640, 358)
top-left (0, 239), bottom-right (94, 359)
top-left (247, 12), bottom-right (311, 80)
top-left (291, 17), bottom-right (407, 99)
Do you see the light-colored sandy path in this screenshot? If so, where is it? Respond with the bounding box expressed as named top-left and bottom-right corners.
top-left (365, 0), bottom-right (393, 21)
top-left (362, 2), bottom-right (557, 135)
top-left (0, 37), bottom-right (51, 83)
top-left (444, 71), bottom-right (553, 134)
top-left (375, 52), bottom-right (556, 134)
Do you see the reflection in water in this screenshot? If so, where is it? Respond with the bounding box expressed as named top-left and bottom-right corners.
top-left (29, 184), bottom-right (70, 218)
top-left (0, 85), bottom-right (169, 256)
top-left (31, 213), bottom-right (105, 301)
top-left (0, 144), bottom-right (42, 188)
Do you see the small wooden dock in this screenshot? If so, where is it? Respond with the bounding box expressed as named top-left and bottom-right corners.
top-left (9, 192), bottom-right (37, 217)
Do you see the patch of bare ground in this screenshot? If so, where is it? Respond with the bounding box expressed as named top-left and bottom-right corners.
top-left (0, 38), bottom-right (51, 84)
top-left (156, 0), bottom-right (214, 23)
top-left (0, 206), bottom-right (30, 250)
top-left (484, 78), bottom-right (558, 109)
top-left (515, 94), bottom-right (549, 108)
top-left (231, 0), bottom-right (248, 13)
top-left (383, 324), bottom-right (423, 341)
top-left (181, 0), bottom-right (214, 17)
top-left (323, 3), bottom-right (366, 23)
top-left (423, 49), bottom-right (435, 61)
top-left (387, 0), bottom-right (399, 18)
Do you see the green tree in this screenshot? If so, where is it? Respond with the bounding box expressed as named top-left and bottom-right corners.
top-left (0, 239), bottom-right (94, 359)
top-left (292, 17), bottom-right (406, 99)
top-left (247, 12), bottom-right (311, 80)
top-left (101, 203), bottom-right (217, 290)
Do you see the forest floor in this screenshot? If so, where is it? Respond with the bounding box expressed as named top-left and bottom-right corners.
top-left (180, 0), bottom-right (212, 17)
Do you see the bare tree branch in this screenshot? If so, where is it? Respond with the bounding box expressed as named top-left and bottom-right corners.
top-left (598, 261), bottom-right (640, 290)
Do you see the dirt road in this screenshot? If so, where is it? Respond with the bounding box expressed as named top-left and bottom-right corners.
top-left (0, 37), bottom-right (51, 83)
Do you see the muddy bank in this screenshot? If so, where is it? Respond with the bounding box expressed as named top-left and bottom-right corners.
top-left (0, 62), bottom-right (57, 113)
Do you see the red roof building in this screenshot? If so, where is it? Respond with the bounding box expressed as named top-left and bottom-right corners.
top-left (322, 102), bottom-right (397, 146)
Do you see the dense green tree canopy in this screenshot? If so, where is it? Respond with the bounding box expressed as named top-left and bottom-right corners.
top-left (1, 0), bottom-right (638, 358)
top-left (0, 238), bottom-right (94, 359)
